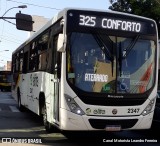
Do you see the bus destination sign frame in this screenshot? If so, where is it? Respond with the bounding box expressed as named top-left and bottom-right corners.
top-left (67, 9), bottom-right (156, 35)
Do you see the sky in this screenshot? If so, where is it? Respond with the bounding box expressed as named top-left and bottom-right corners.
top-left (0, 0), bottom-right (110, 67)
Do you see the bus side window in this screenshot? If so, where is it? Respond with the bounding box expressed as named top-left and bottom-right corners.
top-left (37, 31), bottom-right (49, 71)
top-left (19, 50), bottom-right (24, 72)
top-left (46, 30), bottom-right (53, 73)
top-left (29, 42), bottom-right (38, 71)
top-left (38, 50), bottom-right (47, 70)
top-left (23, 52), bottom-right (29, 73)
top-left (15, 53), bottom-right (19, 72)
top-left (12, 56), bottom-right (16, 73)
top-left (46, 47), bottom-right (52, 72)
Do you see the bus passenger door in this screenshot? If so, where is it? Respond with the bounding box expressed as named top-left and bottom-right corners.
top-left (51, 36), bottom-right (61, 124)
top-left (53, 53), bottom-right (61, 123)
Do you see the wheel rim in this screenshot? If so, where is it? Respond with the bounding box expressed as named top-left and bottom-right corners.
top-left (43, 105), bottom-right (47, 126)
top-left (18, 98), bottom-right (21, 108)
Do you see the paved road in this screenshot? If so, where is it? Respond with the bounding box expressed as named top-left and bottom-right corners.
top-left (0, 92), bottom-right (160, 146)
top-left (0, 92), bottom-right (68, 145)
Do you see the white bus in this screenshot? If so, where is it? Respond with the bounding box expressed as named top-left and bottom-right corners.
top-left (12, 8), bottom-right (159, 133)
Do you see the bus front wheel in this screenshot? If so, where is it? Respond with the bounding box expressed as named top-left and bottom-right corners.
top-left (17, 91), bottom-right (25, 112)
top-left (42, 104), bottom-right (52, 133)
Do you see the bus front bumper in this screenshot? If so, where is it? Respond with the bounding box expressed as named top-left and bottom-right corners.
top-left (60, 108), bottom-right (154, 131)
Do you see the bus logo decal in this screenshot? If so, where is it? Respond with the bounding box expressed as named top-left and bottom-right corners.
top-left (30, 74), bottom-right (39, 87)
top-left (86, 108), bottom-right (91, 115)
top-left (112, 109), bottom-right (118, 115)
top-left (93, 109), bottom-right (105, 114)
top-left (33, 74), bottom-right (38, 87)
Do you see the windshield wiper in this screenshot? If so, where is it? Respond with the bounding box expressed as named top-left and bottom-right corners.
top-left (119, 42), bottom-right (122, 77)
top-left (118, 35), bottom-right (140, 77)
top-left (93, 34), bottom-right (113, 60)
top-left (93, 34), bottom-right (115, 76)
top-left (122, 35), bottom-right (140, 59)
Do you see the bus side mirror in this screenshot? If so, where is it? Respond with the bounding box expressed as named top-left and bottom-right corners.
top-left (16, 13), bottom-right (34, 31)
top-left (57, 34), bottom-right (65, 52)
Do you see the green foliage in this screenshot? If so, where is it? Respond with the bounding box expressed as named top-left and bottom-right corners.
top-left (109, 0), bottom-right (160, 38)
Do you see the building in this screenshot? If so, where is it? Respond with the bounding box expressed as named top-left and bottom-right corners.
top-left (29, 15), bottom-right (49, 36)
top-left (1, 61), bottom-right (12, 71)
top-left (6, 61), bottom-right (11, 71)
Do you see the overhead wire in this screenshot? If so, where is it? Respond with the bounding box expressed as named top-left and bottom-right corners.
top-left (0, 0), bottom-right (7, 40)
top-left (6, 0), bottom-right (61, 10)
top-left (1, 0), bottom-right (61, 39)
top-left (1, 34), bottom-right (24, 42)
top-left (0, 54), bottom-right (11, 60)
top-left (0, 0), bottom-right (61, 56)
top-left (2, 33), bottom-right (24, 42)
top-left (0, 0), bottom-right (28, 45)
top-left (0, 36), bottom-right (22, 44)
top-left (3, 31), bottom-right (26, 43)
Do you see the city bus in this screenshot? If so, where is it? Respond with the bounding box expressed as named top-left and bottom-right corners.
top-left (0, 71), bottom-right (12, 92)
top-left (11, 8), bottom-right (159, 134)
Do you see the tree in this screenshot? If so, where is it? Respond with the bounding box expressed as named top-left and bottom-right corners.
top-left (109, 0), bottom-right (132, 12)
top-left (109, 0), bottom-right (160, 38)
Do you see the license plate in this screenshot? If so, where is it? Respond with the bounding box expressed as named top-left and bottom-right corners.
top-left (105, 125), bottom-right (121, 131)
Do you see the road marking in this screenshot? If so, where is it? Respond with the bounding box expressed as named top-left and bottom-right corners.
top-left (0, 127), bottom-right (44, 133)
top-left (39, 133), bottom-right (65, 138)
top-left (0, 99), bottom-right (16, 104)
top-left (9, 106), bottom-right (20, 112)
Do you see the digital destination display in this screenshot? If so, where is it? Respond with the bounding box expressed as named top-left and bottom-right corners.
top-left (67, 10), bottom-right (156, 35)
top-left (79, 15), bottom-right (141, 33)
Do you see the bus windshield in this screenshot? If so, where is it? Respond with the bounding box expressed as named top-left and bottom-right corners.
top-left (67, 32), bottom-right (155, 94)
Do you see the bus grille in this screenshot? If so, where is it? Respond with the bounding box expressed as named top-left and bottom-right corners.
top-left (80, 97), bottom-right (146, 106)
top-left (89, 119), bottom-right (138, 129)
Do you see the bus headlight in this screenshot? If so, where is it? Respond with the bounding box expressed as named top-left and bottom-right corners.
top-left (65, 94), bottom-right (85, 115)
top-left (141, 99), bottom-right (155, 116)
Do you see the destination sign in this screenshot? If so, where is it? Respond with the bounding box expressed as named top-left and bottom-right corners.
top-left (79, 15), bottom-right (141, 32)
top-left (67, 10), bottom-right (156, 35)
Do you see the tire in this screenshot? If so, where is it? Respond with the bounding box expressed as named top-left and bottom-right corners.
top-left (42, 104), bottom-right (53, 133)
top-left (17, 91), bottom-right (25, 112)
top-left (62, 131), bottom-right (85, 141)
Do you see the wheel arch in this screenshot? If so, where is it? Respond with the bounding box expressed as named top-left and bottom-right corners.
top-left (39, 92), bottom-right (45, 116)
top-left (17, 87), bottom-right (20, 101)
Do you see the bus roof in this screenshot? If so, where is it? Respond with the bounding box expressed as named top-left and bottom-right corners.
top-left (12, 7), bottom-right (156, 55)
